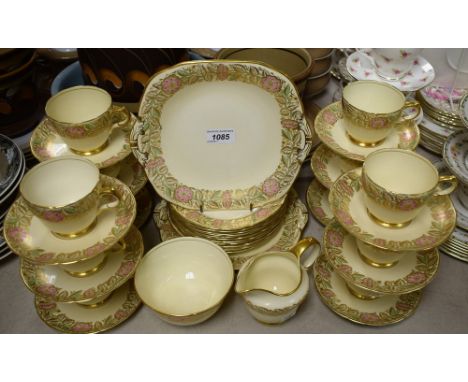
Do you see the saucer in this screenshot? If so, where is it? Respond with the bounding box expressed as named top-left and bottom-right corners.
top-left (443, 130), bottom-right (468, 185)
top-left (101, 154), bottom-right (147, 195)
top-left (30, 114), bottom-right (136, 169)
top-left (419, 85), bottom-right (466, 116)
top-left (154, 192), bottom-right (309, 270)
top-left (311, 144), bottom-right (361, 189)
top-left (0, 134), bottom-right (24, 201)
top-left (134, 186), bottom-right (154, 228)
top-left (323, 220), bottom-right (439, 295)
top-left (439, 226), bottom-right (468, 263)
top-left (3, 175), bottom-right (137, 264)
top-left (314, 255), bottom-right (422, 326)
top-left (451, 188), bottom-right (468, 230)
top-left (315, 102), bottom-right (420, 162)
top-left (21, 226), bottom-right (143, 303)
top-left (34, 280), bottom-right (141, 334)
top-left (460, 92), bottom-right (468, 128)
top-left (306, 179), bottom-right (333, 226)
top-left (346, 51), bottom-right (435, 92)
top-left (329, 168), bottom-right (456, 251)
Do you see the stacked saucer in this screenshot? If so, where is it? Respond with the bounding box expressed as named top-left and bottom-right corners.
top-left (440, 131), bottom-right (468, 262)
top-left (29, 85), bottom-right (151, 228)
top-left (2, 157), bottom-right (141, 333)
top-left (132, 60), bottom-right (312, 270)
top-left (416, 86), bottom-right (466, 155)
top-left (0, 134), bottom-right (26, 261)
top-left (316, 151), bottom-right (455, 325)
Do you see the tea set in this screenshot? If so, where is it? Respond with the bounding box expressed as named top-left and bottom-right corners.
top-left (1, 49), bottom-right (466, 332)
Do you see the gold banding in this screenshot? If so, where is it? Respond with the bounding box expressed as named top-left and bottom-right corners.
top-left (51, 218), bottom-right (97, 239)
top-left (346, 284), bottom-right (379, 300)
top-left (69, 139), bottom-right (109, 156)
top-left (367, 209), bottom-right (412, 229)
top-left (346, 132), bottom-right (386, 148)
top-left (356, 246), bottom-right (399, 269)
top-left (78, 291), bottom-right (114, 309)
top-left (63, 255), bottom-right (108, 278)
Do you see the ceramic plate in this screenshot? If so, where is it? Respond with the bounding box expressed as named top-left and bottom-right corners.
top-left (450, 188), bottom-right (468, 231)
top-left (21, 226), bottom-right (143, 303)
top-left (306, 179), bottom-right (333, 226)
top-left (154, 191), bottom-right (309, 270)
top-left (134, 61), bottom-right (311, 210)
top-left (419, 85), bottom-right (466, 116)
top-left (346, 51), bottom-right (435, 92)
top-left (3, 175), bottom-right (136, 264)
top-left (314, 255), bottom-right (422, 326)
top-left (329, 168), bottom-right (456, 251)
top-left (323, 220), bottom-right (439, 295)
top-left (35, 280), bottom-right (141, 334)
top-left (101, 154), bottom-right (147, 195)
top-left (460, 92), bottom-right (468, 128)
top-left (30, 114), bottom-right (136, 169)
top-left (440, 226), bottom-right (468, 263)
top-left (310, 144), bottom-right (360, 189)
top-left (0, 134), bottom-right (23, 201)
top-left (0, 153), bottom-right (24, 207)
top-left (443, 130), bottom-right (468, 184)
top-left (315, 102), bottom-right (419, 162)
top-left (134, 186), bottom-right (154, 228)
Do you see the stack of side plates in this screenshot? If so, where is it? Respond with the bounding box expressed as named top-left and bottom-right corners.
top-left (416, 86), bottom-right (466, 155)
top-left (0, 134), bottom-right (26, 260)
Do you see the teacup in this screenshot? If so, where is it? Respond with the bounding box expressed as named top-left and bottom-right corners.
top-left (364, 48), bottom-right (422, 81)
top-left (342, 81), bottom-right (420, 146)
top-left (20, 156), bottom-right (119, 238)
top-left (362, 149), bottom-right (458, 228)
top-left (356, 239), bottom-right (403, 268)
top-left (45, 85), bottom-right (130, 155)
top-left (236, 237), bottom-right (321, 324)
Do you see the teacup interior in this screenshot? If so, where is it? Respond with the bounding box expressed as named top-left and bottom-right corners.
top-left (135, 239), bottom-right (233, 316)
top-left (343, 81), bottom-right (404, 114)
top-left (237, 253), bottom-right (301, 295)
top-left (21, 158), bottom-right (99, 206)
top-left (46, 86), bottom-right (111, 123)
top-left (365, 150), bottom-right (438, 194)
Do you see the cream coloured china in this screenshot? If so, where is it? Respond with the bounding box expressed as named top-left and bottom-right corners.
top-left (45, 86), bottom-right (130, 154)
top-left (235, 237), bottom-right (320, 296)
top-left (323, 220), bottom-right (439, 295)
top-left (342, 81), bottom-right (420, 145)
top-left (20, 157), bottom-right (120, 237)
top-left (236, 237), bottom-right (320, 324)
top-left (30, 113), bottom-right (135, 169)
top-left (314, 102), bottom-right (419, 162)
top-left (154, 192), bottom-right (309, 270)
top-left (362, 149), bottom-right (457, 227)
top-left (133, 60), bottom-right (311, 210)
top-left (20, 226), bottom-right (143, 303)
top-left (135, 237), bottom-right (234, 326)
top-left (35, 280), bottom-right (141, 334)
top-left (101, 154), bottom-right (147, 195)
top-left (306, 179), bottom-right (333, 226)
top-left (360, 49), bottom-right (422, 81)
top-left (3, 175), bottom-right (136, 264)
top-left (310, 144), bottom-right (360, 189)
top-left (329, 168), bottom-right (456, 251)
top-left (314, 255), bottom-right (422, 326)
top-left (443, 130), bottom-right (468, 185)
top-left (346, 51), bottom-right (435, 92)
top-left (242, 268), bottom-right (309, 325)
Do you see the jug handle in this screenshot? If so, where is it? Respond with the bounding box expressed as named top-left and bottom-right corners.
top-left (291, 237), bottom-right (321, 271)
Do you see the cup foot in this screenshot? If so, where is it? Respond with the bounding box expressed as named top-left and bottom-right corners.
top-left (346, 283), bottom-right (379, 300)
top-left (357, 246), bottom-right (399, 268)
top-left (77, 290), bottom-right (115, 309)
top-left (51, 218), bottom-right (98, 240)
top-left (367, 209), bottom-right (412, 229)
top-left (69, 139), bottom-right (109, 156)
top-left (346, 132), bottom-right (386, 148)
top-left (62, 254), bottom-right (108, 278)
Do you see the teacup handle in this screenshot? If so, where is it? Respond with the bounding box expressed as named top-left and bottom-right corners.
top-left (399, 100), bottom-right (421, 122)
top-left (433, 175), bottom-right (458, 196)
top-left (97, 186), bottom-right (120, 215)
top-left (110, 105), bottom-right (131, 132)
top-left (291, 237), bottom-right (321, 271)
